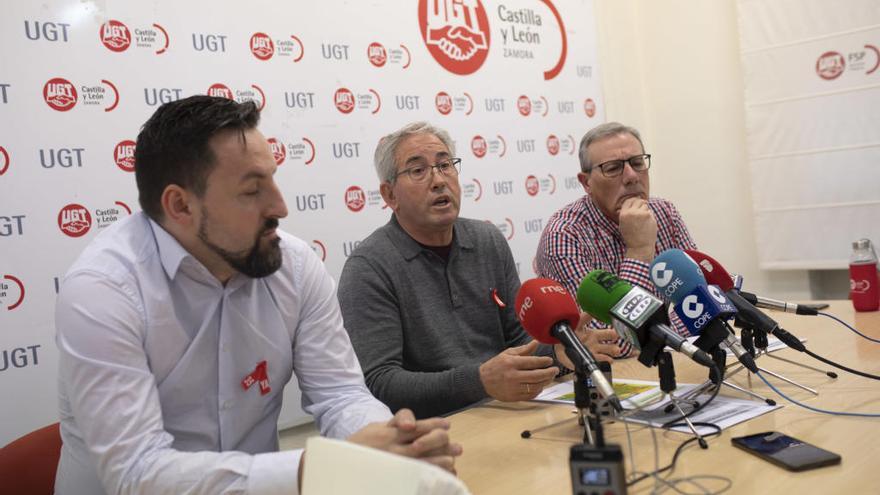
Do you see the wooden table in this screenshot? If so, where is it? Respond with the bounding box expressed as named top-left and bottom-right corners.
top-left (449, 301), bottom-right (880, 494)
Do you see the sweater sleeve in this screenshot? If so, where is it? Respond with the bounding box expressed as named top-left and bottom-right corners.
top-left (337, 255), bottom-right (488, 419)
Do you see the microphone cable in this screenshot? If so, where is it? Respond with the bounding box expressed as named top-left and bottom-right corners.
top-left (756, 371), bottom-right (880, 418)
top-left (625, 420), bottom-right (729, 492)
top-left (818, 311), bottom-right (880, 344)
top-left (802, 348), bottom-right (880, 381)
top-left (760, 326), bottom-right (880, 381)
top-left (659, 365), bottom-right (723, 432)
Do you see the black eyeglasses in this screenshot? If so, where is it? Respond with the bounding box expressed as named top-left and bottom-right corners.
top-left (592, 154), bottom-right (651, 178)
top-left (395, 158), bottom-right (462, 184)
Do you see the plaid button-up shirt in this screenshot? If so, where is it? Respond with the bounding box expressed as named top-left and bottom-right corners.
top-left (536, 194), bottom-right (697, 356)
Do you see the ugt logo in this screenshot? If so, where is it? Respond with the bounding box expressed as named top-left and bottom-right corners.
top-left (334, 88), bottom-right (355, 114)
top-left (100, 20), bottom-right (131, 52)
top-left (367, 42), bottom-right (387, 67)
top-left (250, 32), bottom-right (275, 60)
top-left (418, 0), bottom-right (490, 75)
top-left (345, 186), bottom-right (366, 212)
top-left (43, 77), bottom-right (78, 111)
top-left (58, 203), bottom-right (92, 238)
top-left (114, 140), bottom-right (136, 172)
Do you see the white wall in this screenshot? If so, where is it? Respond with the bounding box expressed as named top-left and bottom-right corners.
top-left (593, 0), bottom-right (813, 300)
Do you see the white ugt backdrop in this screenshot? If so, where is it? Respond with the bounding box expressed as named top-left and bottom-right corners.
top-left (0, 0), bottom-right (604, 444)
top-left (737, 0), bottom-right (880, 269)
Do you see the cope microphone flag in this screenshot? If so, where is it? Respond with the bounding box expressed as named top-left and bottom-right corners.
top-left (649, 249), bottom-right (758, 373)
top-left (683, 249), bottom-right (806, 352)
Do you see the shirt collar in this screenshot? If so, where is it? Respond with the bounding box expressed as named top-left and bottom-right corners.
top-left (149, 218), bottom-right (190, 279)
top-left (148, 218), bottom-right (229, 288)
top-left (385, 214), bottom-right (473, 261)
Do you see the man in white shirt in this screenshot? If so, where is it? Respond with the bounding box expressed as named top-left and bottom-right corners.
top-left (54, 95), bottom-right (461, 494)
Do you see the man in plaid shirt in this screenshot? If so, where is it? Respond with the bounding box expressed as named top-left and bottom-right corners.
top-left (536, 122), bottom-right (696, 358)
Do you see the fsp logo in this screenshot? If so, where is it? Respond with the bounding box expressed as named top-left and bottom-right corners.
top-left (682, 295), bottom-right (704, 319)
top-left (651, 262), bottom-right (673, 288)
top-left (851, 279), bottom-right (871, 294)
top-left (816, 51), bottom-right (845, 80)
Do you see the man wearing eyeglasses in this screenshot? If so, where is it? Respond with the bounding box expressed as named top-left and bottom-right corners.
top-left (535, 122), bottom-right (697, 355)
top-left (337, 122), bottom-right (620, 418)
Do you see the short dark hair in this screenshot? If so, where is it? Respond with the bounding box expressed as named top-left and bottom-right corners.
top-left (134, 95), bottom-right (261, 220)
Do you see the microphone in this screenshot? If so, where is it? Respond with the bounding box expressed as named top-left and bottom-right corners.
top-left (684, 250), bottom-right (818, 316)
top-left (576, 270), bottom-right (716, 369)
top-left (650, 250), bottom-right (759, 373)
top-left (683, 249), bottom-right (806, 352)
top-left (739, 292), bottom-right (819, 316)
top-left (515, 278), bottom-right (622, 412)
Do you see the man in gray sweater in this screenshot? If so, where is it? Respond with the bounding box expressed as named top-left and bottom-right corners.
top-left (337, 122), bottom-right (621, 418)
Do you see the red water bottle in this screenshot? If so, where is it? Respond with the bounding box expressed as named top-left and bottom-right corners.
top-left (849, 238), bottom-right (879, 312)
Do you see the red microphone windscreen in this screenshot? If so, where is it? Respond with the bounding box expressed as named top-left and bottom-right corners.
top-left (684, 249), bottom-right (734, 291)
top-left (514, 278), bottom-right (580, 344)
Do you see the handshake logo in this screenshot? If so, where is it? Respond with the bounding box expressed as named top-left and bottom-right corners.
top-left (419, 0), bottom-right (491, 75)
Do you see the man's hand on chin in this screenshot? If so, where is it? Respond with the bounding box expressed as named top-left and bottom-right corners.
top-left (618, 197), bottom-right (658, 263)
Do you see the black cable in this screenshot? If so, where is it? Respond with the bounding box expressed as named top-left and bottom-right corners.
top-left (804, 348), bottom-right (880, 381)
top-left (626, 421), bottom-right (722, 487)
top-left (659, 365), bottom-right (723, 428)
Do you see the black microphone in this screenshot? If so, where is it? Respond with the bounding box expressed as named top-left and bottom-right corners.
top-left (739, 292), bottom-right (819, 316)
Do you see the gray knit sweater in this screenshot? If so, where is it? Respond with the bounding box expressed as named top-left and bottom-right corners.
top-left (337, 215), bottom-right (548, 418)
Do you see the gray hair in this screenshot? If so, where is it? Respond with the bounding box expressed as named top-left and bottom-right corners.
top-left (578, 122), bottom-right (644, 173)
top-left (374, 121), bottom-right (456, 183)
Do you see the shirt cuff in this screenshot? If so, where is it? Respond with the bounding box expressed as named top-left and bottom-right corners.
top-left (619, 258), bottom-right (653, 292)
top-left (248, 449), bottom-right (303, 495)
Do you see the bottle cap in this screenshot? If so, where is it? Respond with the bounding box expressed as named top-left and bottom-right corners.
top-left (853, 238), bottom-right (873, 250)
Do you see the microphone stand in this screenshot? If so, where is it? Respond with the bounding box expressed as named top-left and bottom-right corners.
top-left (520, 367), bottom-right (614, 441)
top-left (634, 334), bottom-right (706, 446)
top-left (728, 319), bottom-right (836, 395)
top-left (675, 323), bottom-right (777, 406)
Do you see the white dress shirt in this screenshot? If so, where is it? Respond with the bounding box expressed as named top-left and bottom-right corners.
top-left (54, 213), bottom-right (391, 495)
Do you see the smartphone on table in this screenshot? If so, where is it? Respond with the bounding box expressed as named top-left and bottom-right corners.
top-left (731, 431), bottom-right (841, 472)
